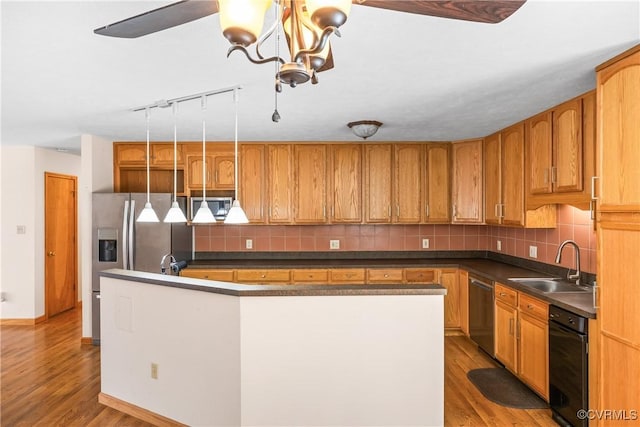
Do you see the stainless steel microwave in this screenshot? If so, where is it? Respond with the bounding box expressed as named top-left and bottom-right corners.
top-left (190, 197), bottom-right (232, 221)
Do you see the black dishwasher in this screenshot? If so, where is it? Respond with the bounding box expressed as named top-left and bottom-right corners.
top-left (468, 275), bottom-right (494, 357)
top-left (549, 305), bottom-right (589, 427)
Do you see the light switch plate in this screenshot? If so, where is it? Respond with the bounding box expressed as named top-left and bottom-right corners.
top-left (245, 239), bottom-right (253, 249)
top-left (497, 240), bottom-right (502, 251)
top-left (422, 238), bottom-right (430, 249)
top-left (529, 245), bottom-right (538, 258)
top-left (330, 240), bottom-right (340, 250)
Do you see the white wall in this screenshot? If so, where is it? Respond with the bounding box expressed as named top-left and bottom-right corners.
top-left (0, 136), bottom-right (112, 321)
top-left (80, 134), bottom-right (113, 337)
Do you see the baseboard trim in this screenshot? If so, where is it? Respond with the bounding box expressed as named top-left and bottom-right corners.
top-left (98, 392), bottom-right (186, 427)
top-left (0, 314), bottom-right (46, 326)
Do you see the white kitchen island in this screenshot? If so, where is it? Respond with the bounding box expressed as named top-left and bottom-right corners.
top-left (98, 269), bottom-right (447, 427)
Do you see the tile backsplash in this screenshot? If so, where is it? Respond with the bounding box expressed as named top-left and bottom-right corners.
top-left (194, 205), bottom-right (596, 273)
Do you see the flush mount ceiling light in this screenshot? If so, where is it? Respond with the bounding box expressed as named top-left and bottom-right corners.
top-left (348, 120), bottom-right (382, 140)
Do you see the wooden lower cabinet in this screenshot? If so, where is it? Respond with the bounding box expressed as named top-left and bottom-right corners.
top-left (438, 269), bottom-right (460, 330)
top-left (458, 270), bottom-right (469, 336)
top-left (180, 269), bottom-right (235, 282)
top-left (494, 284), bottom-right (549, 401)
top-left (494, 284), bottom-right (518, 373)
top-left (329, 268), bottom-right (365, 284)
top-left (291, 269), bottom-right (329, 284)
top-left (236, 269), bottom-right (291, 284)
top-left (518, 295), bottom-right (549, 401)
top-left (366, 268), bottom-right (404, 283)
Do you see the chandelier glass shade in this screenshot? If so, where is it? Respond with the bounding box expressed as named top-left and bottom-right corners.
top-left (219, 0), bottom-right (351, 88)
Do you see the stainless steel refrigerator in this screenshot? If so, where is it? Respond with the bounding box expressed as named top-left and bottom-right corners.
top-left (91, 193), bottom-right (192, 344)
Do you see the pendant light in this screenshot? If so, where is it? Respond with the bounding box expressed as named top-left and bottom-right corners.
top-left (225, 89), bottom-right (249, 224)
top-left (163, 102), bottom-right (188, 223)
top-left (137, 107), bottom-right (160, 222)
top-left (192, 96), bottom-right (216, 224)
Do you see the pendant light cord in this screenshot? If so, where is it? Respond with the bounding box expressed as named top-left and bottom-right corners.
top-left (234, 89), bottom-right (239, 200)
top-left (201, 96), bottom-right (207, 200)
top-left (172, 102), bottom-right (178, 203)
top-left (145, 107), bottom-right (151, 203)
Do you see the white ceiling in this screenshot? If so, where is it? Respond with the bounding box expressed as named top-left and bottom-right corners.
top-left (1, 1), bottom-right (639, 154)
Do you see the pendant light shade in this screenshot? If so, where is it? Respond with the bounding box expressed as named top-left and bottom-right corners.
top-left (164, 200), bottom-right (188, 223)
top-left (163, 102), bottom-right (188, 223)
top-left (137, 107), bottom-right (160, 223)
top-left (225, 89), bottom-right (249, 224)
top-left (192, 200), bottom-right (217, 223)
top-left (138, 202), bottom-right (160, 222)
top-left (225, 199), bottom-right (249, 224)
top-left (192, 95), bottom-right (217, 224)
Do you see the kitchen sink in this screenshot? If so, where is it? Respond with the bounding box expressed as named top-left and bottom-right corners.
top-left (508, 277), bottom-right (591, 293)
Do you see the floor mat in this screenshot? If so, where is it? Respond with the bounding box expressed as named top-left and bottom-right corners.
top-left (466, 368), bottom-right (548, 409)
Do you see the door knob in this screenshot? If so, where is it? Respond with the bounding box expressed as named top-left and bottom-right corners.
top-left (47, 251), bottom-right (56, 257)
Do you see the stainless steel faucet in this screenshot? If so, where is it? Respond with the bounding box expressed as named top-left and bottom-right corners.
top-left (555, 240), bottom-right (581, 285)
top-left (160, 253), bottom-right (176, 275)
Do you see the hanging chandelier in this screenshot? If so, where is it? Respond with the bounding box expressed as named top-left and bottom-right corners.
top-left (219, 0), bottom-right (351, 89)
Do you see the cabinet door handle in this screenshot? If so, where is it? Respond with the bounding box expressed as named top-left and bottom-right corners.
top-left (494, 203), bottom-right (500, 218)
top-left (543, 168), bottom-right (549, 184)
top-left (452, 204), bottom-right (457, 218)
top-left (509, 318), bottom-right (514, 335)
top-left (388, 206), bottom-right (392, 218)
top-left (396, 205), bottom-right (400, 218)
top-left (591, 176), bottom-right (599, 200)
top-left (499, 292), bottom-right (506, 297)
top-left (590, 200), bottom-right (596, 221)
top-left (425, 204), bottom-right (430, 218)
top-left (47, 251), bottom-right (56, 257)
top-left (551, 166), bottom-right (557, 184)
top-left (593, 281), bottom-right (599, 310)
top-left (527, 304), bottom-right (534, 310)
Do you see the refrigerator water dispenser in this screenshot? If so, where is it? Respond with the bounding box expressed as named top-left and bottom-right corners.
top-left (98, 228), bottom-right (118, 262)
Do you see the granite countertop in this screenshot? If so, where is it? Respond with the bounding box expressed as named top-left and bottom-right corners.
top-left (186, 253), bottom-right (596, 318)
top-left (100, 269), bottom-right (447, 297)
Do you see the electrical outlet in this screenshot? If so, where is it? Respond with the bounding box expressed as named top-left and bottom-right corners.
top-left (422, 238), bottom-right (430, 249)
top-left (16, 225), bottom-right (26, 234)
top-left (497, 240), bottom-right (502, 251)
top-left (529, 245), bottom-right (538, 259)
top-left (151, 363), bottom-right (158, 379)
top-left (245, 239), bottom-right (253, 249)
top-left (329, 240), bottom-right (340, 250)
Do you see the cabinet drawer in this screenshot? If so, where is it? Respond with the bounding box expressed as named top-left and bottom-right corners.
top-left (236, 269), bottom-right (291, 283)
top-left (495, 283), bottom-right (518, 307)
top-left (519, 293), bottom-right (548, 321)
top-left (366, 268), bottom-right (404, 283)
top-left (291, 269), bottom-right (329, 284)
top-left (330, 268), bottom-right (366, 284)
top-left (405, 268), bottom-right (436, 283)
top-left (181, 269), bottom-right (235, 282)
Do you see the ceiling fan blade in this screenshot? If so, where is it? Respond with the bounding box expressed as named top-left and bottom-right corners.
top-left (94, 0), bottom-right (219, 38)
top-left (316, 48), bottom-right (335, 73)
top-left (354, 0), bottom-right (526, 24)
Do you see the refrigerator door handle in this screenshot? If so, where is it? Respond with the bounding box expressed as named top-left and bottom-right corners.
top-left (128, 199), bottom-right (135, 270)
top-left (122, 200), bottom-right (129, 270)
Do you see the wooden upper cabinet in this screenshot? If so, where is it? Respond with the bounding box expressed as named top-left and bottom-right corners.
top-left (294, 144), bottom-right (327, 223)
top-left (393, 144), bottom-right (423, 223)
top-left (267, 144), bottom-right (293, 223)
top-left (553, 98), bottom-right (583, 193)
top-left (501, 123), bottom-right (525, 226)
top-left (330, 144), bottom-right (362, 223)
top-left (151, 143), bottom-right (184, 167)
top-left (451, 140), bottom-right (484, 224)
top-left (425, 144), bottom-right (450, 223)
top-left (364, 144), bottom-right (393, 223)
top-left (526, 91), bottom-right (595, 210)
top-left (484, 132), bottom-right (502, 225)
top-left (186, 154), bottom-right (215, 190)
top-left (213, 156), bottom-right (235, 189)
top-left (598, 50), bottom-right (640, 211)
top-left (527, 112), bottom-right (553, 195)
top-left (239, 144), bottom-right (266, 223)
top-left (115, 144), bottom-right (147, 166)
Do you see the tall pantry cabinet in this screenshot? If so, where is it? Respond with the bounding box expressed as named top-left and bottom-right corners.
top-left (592, 44), bottom-right (640, 423)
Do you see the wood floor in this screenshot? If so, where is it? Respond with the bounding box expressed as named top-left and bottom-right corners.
top-left (1, 308), bottom-right (556, 426)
